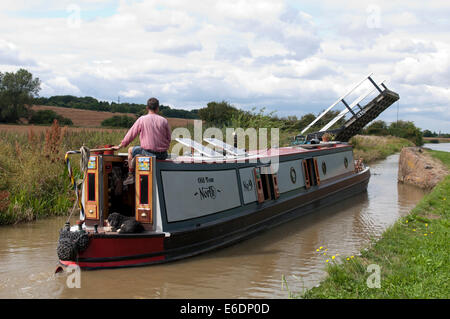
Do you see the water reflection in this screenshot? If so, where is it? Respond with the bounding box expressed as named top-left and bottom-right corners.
top-left (424, 143), bottom-right (450, 152)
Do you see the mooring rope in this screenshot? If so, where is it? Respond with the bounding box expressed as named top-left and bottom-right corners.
top-left (65, 146), bottom-right (90, 223)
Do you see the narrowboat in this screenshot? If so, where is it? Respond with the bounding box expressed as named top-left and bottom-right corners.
top-left (57, 74), bottom-right (399, 270)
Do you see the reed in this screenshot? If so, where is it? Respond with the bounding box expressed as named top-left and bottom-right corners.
top-left (0, 120), bottom-right (198, 224)
top-left (350, 135), bottom-right (414, 163)
top-left (0, 122), bottom-right (136, 225)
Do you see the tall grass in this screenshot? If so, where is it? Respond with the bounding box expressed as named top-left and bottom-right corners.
top-left (0, 123), bottom-right (70, 224)
top-left (0, 121), bottom-right (139, 225)
top-left (350, 135), bottom-right (414, 163)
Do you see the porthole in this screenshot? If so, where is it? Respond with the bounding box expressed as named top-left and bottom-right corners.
top-left (290, 167), bottom-right (297, 184)
top-left (344, 157), bottom-right (349, 168)
top-left (322, 161), bottom-right (327, 175)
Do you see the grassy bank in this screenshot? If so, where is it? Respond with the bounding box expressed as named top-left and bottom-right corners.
top-left (350, 135), bottom-right (414, 163)
top-left (301, 149), bottom-right (449, 298)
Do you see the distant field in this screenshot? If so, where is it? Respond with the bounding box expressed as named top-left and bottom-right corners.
top-left (424, 137), bottom-right (450, 143)
top-left (30, 105), bottom-right (197, 128)
top-left (0, 123), bottom-right (124, 134)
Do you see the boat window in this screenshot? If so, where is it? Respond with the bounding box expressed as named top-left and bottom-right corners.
top-left (322, 161), bottom-right (327, 175)
top-left (255, 167), bottom-right (279, 202)
top-left (260, 174), bottom-right (271, 201)
top-left (304, 159), bottom-right (320, 186)
top-left (302, 160), bottom-right (310, 188)
top-left (87, 173), bottom-right (96, 201)
top-left (344, 157), bottom-right (349, 168)
top-left (140, 175), bottom-right (149, 204)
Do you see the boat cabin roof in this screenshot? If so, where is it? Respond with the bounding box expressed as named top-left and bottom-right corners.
top-left (163, 142), bottom-right (351, 164)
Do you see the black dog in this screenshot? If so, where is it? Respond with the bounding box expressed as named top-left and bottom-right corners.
top-left (106, 213), bottom-right (144, 233)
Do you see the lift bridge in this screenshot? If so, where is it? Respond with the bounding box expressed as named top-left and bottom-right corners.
top-left (299, 73), bottom-right (400, 142)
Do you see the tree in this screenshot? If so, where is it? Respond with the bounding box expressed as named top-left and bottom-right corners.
top-left (101, 115), bottom-right (136, 128)
top-left (388, 120), bottom-right (423, 146)
top-left (29, 109), bottom-right (73, 126)
top-left (198, 101), bottom-right (239, 126)
top-left (364, 120), bottom-right (389, 136)
top-left (422, 129), bottom-right (437, 137)
top-left (0, 69), bottom-right (41, 123)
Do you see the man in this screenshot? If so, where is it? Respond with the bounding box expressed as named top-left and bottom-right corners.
top-left (113, 97), bottom-right (171, 185)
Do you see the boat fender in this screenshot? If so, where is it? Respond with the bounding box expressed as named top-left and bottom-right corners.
top-left (57, 228), bottom-right (90, 261)
top-left (57, 237), bottom-right (77, 261)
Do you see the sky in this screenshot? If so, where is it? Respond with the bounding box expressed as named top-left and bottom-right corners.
top-left (0, 0), bottom-right (449, 132)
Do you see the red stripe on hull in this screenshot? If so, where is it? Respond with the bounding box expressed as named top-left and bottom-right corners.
top-left (78, 236), bottom-right (164, 259)
top-left (60, 255), bottom-right (165, 269)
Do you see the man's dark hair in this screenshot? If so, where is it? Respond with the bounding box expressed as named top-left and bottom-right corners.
top-left (147, 97), bottom-right (159, 111)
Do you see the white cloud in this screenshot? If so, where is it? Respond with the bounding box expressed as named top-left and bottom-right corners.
top-left (388, 38), bottom-right (436, 53)
top-left (392, 44), bottom-right (450, 86)
top-left (119, 89), bottom-right (143, 98)
top-left (0, 0), bottom-right (448, 131)
top-left (0, 39), bottom-right (36, 66)
top-left (45, 76), bottom-right (81, 94)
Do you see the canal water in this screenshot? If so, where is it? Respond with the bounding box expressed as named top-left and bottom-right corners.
top-left (0, 144), bottom-right (448, 298)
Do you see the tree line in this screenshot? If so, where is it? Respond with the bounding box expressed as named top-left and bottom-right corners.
top-left (197, 100), bottom-right (347, 132)
top-left (362, 120), bottom-right (424, 146)
top-left (34, 95), bottom-right (200, 119)
top-left (0, 69), bottom-right (443, 146)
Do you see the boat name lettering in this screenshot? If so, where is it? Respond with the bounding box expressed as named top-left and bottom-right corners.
top-left (194, 186), bottom-right (221, 200)
top-left (243, 179), bottom-right (253, 192)
top-left (198, 177), bottom-right (215, 184)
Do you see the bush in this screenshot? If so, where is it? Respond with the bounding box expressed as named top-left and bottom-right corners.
top-left (363, 120), bottom-right (423, 146)
top-left (198, 101), bottom-right (240, 126)
top-left (364, 120), bottom-right (389, 136)
top-left (29, 109), bottom-right (73, 126)
top-left (101, 115), bottom-right (136, 128)
top-left (388, 121), bottom-right (423, 146)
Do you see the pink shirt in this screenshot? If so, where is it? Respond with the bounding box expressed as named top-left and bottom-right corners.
top-left (121, 113), bottom-right (171, 152)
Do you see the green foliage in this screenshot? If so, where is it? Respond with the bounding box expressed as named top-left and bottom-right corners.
top-left (423, 129), bottom-right (437, 137)
top-left (364, 120), bottom-right (389, 136)
top-left (0, 69), bottom-right (41, 123)
top-left (0, 125), bottom-right (136, 225)
top-left (429, 149), bottom-right (450, 168)
top-left (388, 120), bottom-right (424, 146)
top-left (350, 135), bottom-right (413, 163)
top-left (29, 109), bottom-right (73, 126)
top-left (0, 126), bottom-right (71, 224)
top-left (101, 115), bottom-right (136, 128)
top-left (363, 120), bottom-right (424, 146)
top-left (159, 105), bottom-right (199, 119)
top-left (198, 101), bottom-right (240, 126)
top-left (196, 101), bottom-right (346, 137)
top-left (230, 107), bottom-right (279, 129)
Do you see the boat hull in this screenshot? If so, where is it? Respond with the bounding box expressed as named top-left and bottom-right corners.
top-left (60, 168), bottom-right (370, 270)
